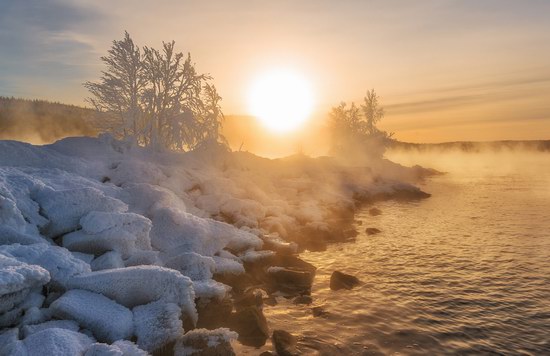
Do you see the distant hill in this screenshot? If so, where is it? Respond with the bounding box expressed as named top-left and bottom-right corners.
top-left (389, 140), bottom-right (550, 152)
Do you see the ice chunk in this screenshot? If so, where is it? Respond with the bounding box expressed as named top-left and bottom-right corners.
top-left (84, 343), bottom-right (124, 356)
top-left (121, 183), bottom-right (187, 216)
top-left (50, 289), bottom-right (134, 343)
top-left (0, 328), bottom-right (25, 356)
top-left (32, 187), bottom-right (127, 237)
top-left (133, 300), bottom-right (183, 352)
top-left (62, 229), bottom-right (137, 259)
top-left (123, 250), bottom-right (161, 267)
top-left (164, 252), bottom-right (215, 281)
top-left (22, 328), bottom-right (95, 356)
top-left (21, 320), bottom-right (80, 338)
top-left (91, 252), bottom-right (125, 271)
top-left (64, 266), bottom-right (197, 323)
top-left (0, 254), bottom-right (49, 313)
top-left (192, 280), bottom-right (231, 301)
top-left (212, 256), bottom-right (245, 275)
top-left (0, 243), bottom-right (90, 286)
top-left (150, 207), bottom-right (262, 256)
top-left (80, 211), bottom-right (152, 251)
top-left (71, 252), bottom-right (95, 264)
top-left (111, 340), bottom-right (149, 356)
top-left (0, 226), bottom-right (44, 246)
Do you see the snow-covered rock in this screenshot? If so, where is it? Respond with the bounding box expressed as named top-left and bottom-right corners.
top-left (91, 251), bottom-right (125, 271)
top-left (0, 243), bottom-right (90, 286)
top-left (133, 300), bottom-right (183, 352)
top-left (21, 319), bottom-right (80, 338)
top-left (164, 252), bottom-right (215, 281)
top-left (64, 266), bottom-right (197, 324)
top-left (33, 187), bottom-right (127, 238)
top-left (22, 328), bottom-right (95, 356)
top-left (50, 289), bottom-right (134, 343)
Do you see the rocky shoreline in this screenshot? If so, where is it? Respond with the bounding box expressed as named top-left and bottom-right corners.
top-left (174, 189), bottom-right (431, 355)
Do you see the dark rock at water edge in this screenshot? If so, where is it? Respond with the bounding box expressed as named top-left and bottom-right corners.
top-left (233, 288), bottom-right (265, 311)
top-left (229, 305), bottom-right (269, 347)
top-left (311, 306), bottom-right (329, 317)
top-left (174, 329), bottom-right (237, 356)
top-left (369, 207), bottom-right (382, 216)
top-left (272, 329), bottom-right (299, 356)
top-left (330, 271), bottom-right (360, 291)
top-left (195, 297), bottom-right (233, 330)
top-left (365, 227), bottom-right (381, 235)
top-left (266, 267), bottom-right (314, 295)
top-left (292, 295), bottom-right (313, 305)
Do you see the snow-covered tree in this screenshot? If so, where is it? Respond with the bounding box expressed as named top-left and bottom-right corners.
top-left (329, 89), bottom-right (392, 159)
top-left (85, 32), bottom-right (226, 151)
top-left (84, 32), bottom-right (145, 139)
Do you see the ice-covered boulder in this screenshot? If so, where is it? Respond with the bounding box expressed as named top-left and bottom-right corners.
top-left (0, 226), bottom-right (44, 246)
top-left (80, 211), bottom-right (152, 251)
top-left (50, 289), bottom-right (134, 343)
top-left (1, 290), bottom-right (45, 328)
top-left (121, 183), bottom-right (187, 216)
top-left (32, 187), bottom-right (127, 237)
top-left (0, 243), bottom-right (90, 287)
top-left (62, 229), bottom-right (137, 259)
top-left (91, 252), bottom-right (125, 271)
top-left (133, 300), bottom-right (183, 352)
top-left (64, 266), bottom-right (197, 324)
top-left (84, 341), bottom-right (149, 356)
top-left (164, 252), bottom-right (215, 281)
top-left (0, 254), bottom-right (50, 316)
top-left (62, 211), bottom-right (152, 258)
top-left (123, 250), bottom-right (161, 267)
top-left (22, 328), bottom-right (95, 356)
top-left (212, 256), bottom-right (245, 276)
top-left (193, 280), bottom-right (231, 301)
top-left (21, 319), bottom-right (80, 338)
top-left (150, 207), bottom-right (262, 256)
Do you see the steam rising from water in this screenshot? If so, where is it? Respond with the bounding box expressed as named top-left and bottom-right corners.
top-left (0, 98), bottom-right (97, 145)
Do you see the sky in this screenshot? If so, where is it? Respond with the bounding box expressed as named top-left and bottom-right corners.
top-left (1, 0), bottom-right (550, 143)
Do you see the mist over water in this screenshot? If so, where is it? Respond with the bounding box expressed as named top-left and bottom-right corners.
top-left (237, 149), bottom-right (550, 355)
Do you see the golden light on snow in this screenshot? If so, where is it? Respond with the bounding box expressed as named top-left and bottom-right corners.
top-left (247, 69), bottom-right (314, 133)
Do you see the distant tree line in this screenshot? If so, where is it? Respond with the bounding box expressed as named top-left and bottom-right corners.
top-left (85, 32), bottom-right (226, 151)
top-left (328, 89), bottom-right (393, 159)
top-left (0, 96), bottom-right (97, 143)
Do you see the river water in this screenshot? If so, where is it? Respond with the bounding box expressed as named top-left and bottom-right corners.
top-left (236, 151), bottom-right (550, 355)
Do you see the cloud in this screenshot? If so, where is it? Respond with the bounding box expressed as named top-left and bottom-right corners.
top-left (0, 0), bottom-right (103, 100)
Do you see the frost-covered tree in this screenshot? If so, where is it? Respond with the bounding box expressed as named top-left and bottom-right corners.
top-left (363, 89), bottom-right (385, 135)
top-left (329, 89), bottom-right (392, 159)
top-left (84, 32), bottom-right (145, 139)
top-left (85, 32), bottom-right (226, 151)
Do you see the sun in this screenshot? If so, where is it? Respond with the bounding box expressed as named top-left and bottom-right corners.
top-left (247, 69), bottom-right (314, 133)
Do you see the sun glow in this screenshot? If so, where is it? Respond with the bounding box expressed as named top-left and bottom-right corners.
top-left (247, 69), bottom-right (314, 133)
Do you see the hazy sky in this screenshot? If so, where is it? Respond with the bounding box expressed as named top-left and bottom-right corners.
top-left (1, 0), bottom-right (549, 142)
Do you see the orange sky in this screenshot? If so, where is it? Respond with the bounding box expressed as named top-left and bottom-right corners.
top-left (1, 0), bottom-right (549, 143)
